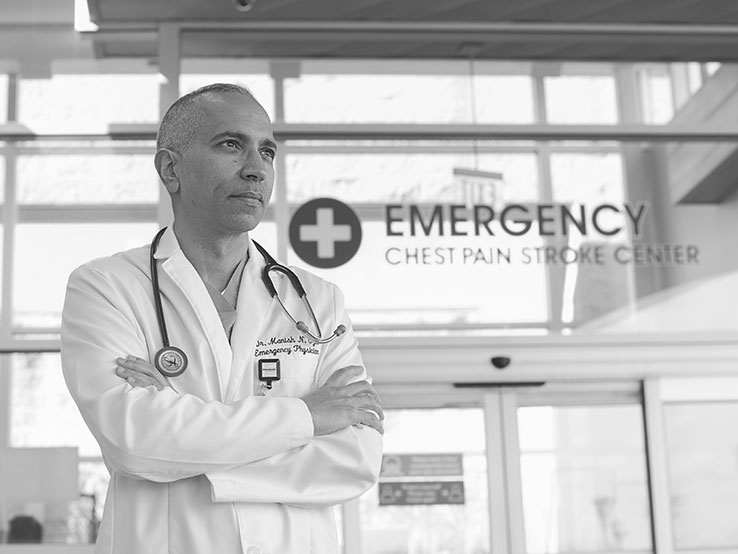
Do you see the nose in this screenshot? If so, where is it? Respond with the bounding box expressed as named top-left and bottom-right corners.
top-left (239, 147), bottom-right (267, 181)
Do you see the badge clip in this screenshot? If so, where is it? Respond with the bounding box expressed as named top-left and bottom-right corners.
top-left (257, 358), bottom-right (281, 390)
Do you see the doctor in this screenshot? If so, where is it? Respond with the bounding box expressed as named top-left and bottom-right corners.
top-left (61, 83), bottom-right (383, 554)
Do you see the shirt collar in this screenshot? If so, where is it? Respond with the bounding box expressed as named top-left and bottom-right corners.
top-left (152, 226), bottom-right (180, 260)
top-left (152, 226), bottom-right (268, 288)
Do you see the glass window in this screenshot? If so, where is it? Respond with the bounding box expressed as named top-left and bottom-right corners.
top-left (9, 353), bottom-right (100, 457)
top-left (285, 147), bottom-right (539, 204)
top-left (278, 133), bottom-right (738, 336)
top-left (518, 405), bottom-right (652, 553)
top-left (13, 222), bottom-right (158, 329)
top-left (1, 453), bottom-right (105, 544)
top-left (640, 66), bottom-right (674, 124)
top-left (663, 402), bottom-right (738, 549)
top-left (360, 409), bottom-right (489, 554)
top-left (706, 62), bottom-right (722, 76)
top-left (0, 224), bottom-right (4, 315)
top-left (0, 73), bottom-right (8, 122)
top-left (687, 62), bottom-right (703, 95)
top-left (18, 74), bottom-right (159, 131)
top-left (17, 154), bottom-right (158, 204)
top-left (285, 75), bottom-right (534, 124)
top-left (79, 461), bottom-right (110, 529)
top-left (180, 74), bottom-right (275, 120)
top-left (284, 145), bottom-right (548, 328)
top-left (0, 154), bottom-right (6, 201)
top-left (549, 152), bottom-right (633, 325)
top-left (574, 153), bottom-right (738, 337)
top-left (288, 219), bottom-right (549, 328)
top-left (249, 220), bottom-right (278, 254)
top-left (551, 152), bottom-right (625, 208)
top-left (544, 76), bottom-right (618, 124)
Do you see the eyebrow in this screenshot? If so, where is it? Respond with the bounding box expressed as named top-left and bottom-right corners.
top-left (211, 131), bottom-right (278, 151)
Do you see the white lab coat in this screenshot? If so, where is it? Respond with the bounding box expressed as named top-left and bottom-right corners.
top-left (61, 226), bottom-right (383, 554)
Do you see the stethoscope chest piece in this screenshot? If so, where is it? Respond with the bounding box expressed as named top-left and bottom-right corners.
top-left (154, 346), bottom-right (188, 378)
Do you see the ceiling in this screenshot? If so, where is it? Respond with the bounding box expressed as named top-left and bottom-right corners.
top-left (68, 0), bottom-right (738, 61)
top-left (89, 0), bottom-right (738, 24)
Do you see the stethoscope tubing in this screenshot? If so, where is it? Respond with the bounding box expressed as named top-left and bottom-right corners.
top-left (252, 240), bottom-right (345, 343)
top-left (149, 228), bottom-right (345, 378)
top-left (150, 227), bottom-right (172, 348)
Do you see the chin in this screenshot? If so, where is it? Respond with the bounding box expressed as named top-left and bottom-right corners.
top-left (225, 214), bottom-right (264, 234)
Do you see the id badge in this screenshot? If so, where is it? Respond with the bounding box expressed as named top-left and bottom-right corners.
top-left (257, 358), bottom-right (281, 391)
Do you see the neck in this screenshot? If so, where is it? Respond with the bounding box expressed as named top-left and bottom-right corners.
top-left (172, 220), bottom-right (249, 291)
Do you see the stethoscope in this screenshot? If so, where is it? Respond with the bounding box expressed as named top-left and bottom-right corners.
top-left (150, 227), bottom-right (346, 378)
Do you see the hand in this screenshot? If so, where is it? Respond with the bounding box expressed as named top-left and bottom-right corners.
top-left (301, 365), bottom-right (384, 436)
top-left (115, 355), bottom-right (171, 391)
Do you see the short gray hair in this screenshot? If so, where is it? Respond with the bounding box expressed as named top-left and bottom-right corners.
top-left (156, 83), bottom-right (257, 152)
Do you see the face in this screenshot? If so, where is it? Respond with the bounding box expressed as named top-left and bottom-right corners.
top-left (171, 92), bottom-right (277, 237)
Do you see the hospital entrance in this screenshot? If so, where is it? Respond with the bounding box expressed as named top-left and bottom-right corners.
top-left (2, 6), bottom-right (738, 553)
top-left (343, 358), bottom-right (738, 554)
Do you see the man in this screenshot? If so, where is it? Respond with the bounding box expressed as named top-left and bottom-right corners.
top-left (61, 83), bottom-right (383, 553)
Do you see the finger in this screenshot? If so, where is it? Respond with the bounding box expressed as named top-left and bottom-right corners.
top-left (117, 357), bottom-right (168, 388)
top-left (354, 388), bottom-right (382, 407)
top-left (355, 410), bottom-right (384, 435)
top-left (115, 366), bottom-right (135, 382)
top-left (343, 380), bottom-right (375, 397)
top-left (120, 365), bottom-right (168, 390)
top-left (128, 374), bottom-right (163, 391)
top-left (118, 356), bottom-right (158, 375)
top-left (351, 396), bottom-right (385, 420)
top-left (324, 365), bottom-right (364, 387)
top-left (127, 376), bottom-right (154, 388)
top-left (117, 366), bottom-right (162, 390)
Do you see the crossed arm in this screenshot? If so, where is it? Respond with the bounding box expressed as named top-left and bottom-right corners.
top-left (116, 356), bottom-right (384, 436)
top-left (117, 357), bottom-right (384, 506)
top-left (62, 264), bottom-right (384, 506)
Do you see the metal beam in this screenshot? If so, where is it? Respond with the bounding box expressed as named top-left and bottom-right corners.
top-left (3, 123), bottom-right (738, 142)
top-left (643, 379), bottom-right (674, 554)
top-left (81, 21), bottom-right (738, 37)
top-left (17, 204), bottom-right (157, 223)
top-left (0, 74), bottom-right (19, 449)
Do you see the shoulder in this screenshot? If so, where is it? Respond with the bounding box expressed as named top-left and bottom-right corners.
top-left (68, 243), bottom-right (150, 289)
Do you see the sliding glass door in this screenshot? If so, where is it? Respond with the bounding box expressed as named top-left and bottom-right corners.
top-left (353, 382), bottom-right (652, 554)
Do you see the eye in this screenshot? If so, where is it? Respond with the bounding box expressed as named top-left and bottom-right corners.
top-left (222, 139), bottom-right (241, 150)
top-left (261, 148), bottom-right (276, 160)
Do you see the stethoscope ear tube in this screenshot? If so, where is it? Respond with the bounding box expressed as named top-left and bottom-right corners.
top-left (265, 264), bottom-right (307, 297)
top-left (150, 227), bottom-right (171, 348)
top-left (253, 240), bottom-right (345, 344)
top-left (252, 240), bottom-right (307, 298)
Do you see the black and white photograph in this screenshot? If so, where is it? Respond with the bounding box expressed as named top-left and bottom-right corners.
top-left (0, 1), bottom-right (737, 553)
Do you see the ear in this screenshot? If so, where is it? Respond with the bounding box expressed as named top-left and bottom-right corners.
top-left (154, 149), bottom-right (181, 194)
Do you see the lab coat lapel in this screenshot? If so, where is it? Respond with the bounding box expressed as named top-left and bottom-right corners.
top-left (225, 237), bottom-right (274, 403)
top-left (155, 227), bottom-right (231, 401)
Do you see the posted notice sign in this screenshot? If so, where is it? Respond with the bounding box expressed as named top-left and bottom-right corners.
top-left (379, 453), bottom-right (463, 478)
top-left (379, 481), bottom-right (466, 506)
top-left (379, 453), bottom-right (465, 506)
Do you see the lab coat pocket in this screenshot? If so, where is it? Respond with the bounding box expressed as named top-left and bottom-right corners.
top-left (256, 357), bottom-right (318, 398)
